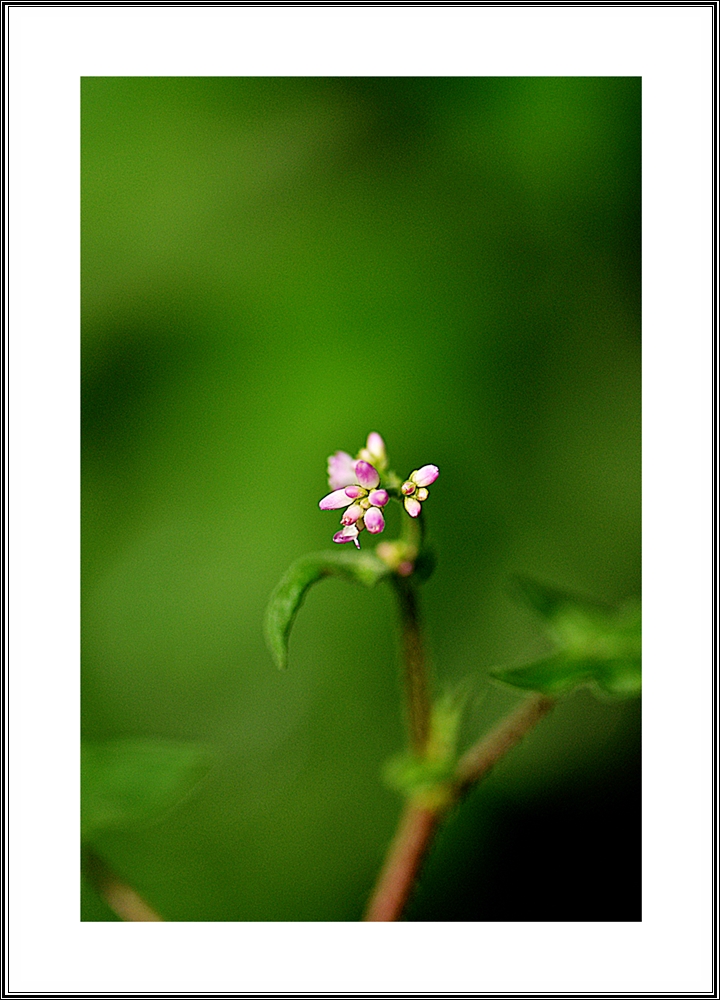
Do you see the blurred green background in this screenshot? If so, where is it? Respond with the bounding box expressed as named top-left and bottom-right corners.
top-left (82, 77), bottom-right (641, 921)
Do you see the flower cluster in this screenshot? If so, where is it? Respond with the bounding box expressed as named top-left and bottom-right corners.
top-left (319, 433), bottom-right (438, 549)
top-left (319, 458), bottom-right (389, 549)
top-left (401, 465), bottom-right (439, 517)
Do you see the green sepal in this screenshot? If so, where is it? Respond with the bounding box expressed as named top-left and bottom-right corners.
top-left (81, 738), bottom-right (214, 843)
top-left (493, 577), bottom-right (641, 699)
top-left (264, 550), bottom-right (391, 669)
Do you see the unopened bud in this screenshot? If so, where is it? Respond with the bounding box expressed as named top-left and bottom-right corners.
top-left (341, 503), bottom-right (364, 525)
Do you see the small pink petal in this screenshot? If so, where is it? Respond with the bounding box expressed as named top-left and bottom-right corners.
top-left (341, 503), bottom-right (364, 525)
top-left (368, 489), bottom-right (389, 507)
top-left (401, 481), bottom-right (415, 496)
top-left (327, 451), bottom-right (358, 490)
top-left (366, 432), bottom-right (386, 461)
top-left (355, 461), bottom-right (380, 490)
top-left (344, 485), bottom-right (365, 500)
top-left (337, 523), bottom-right (362, 549)
top-left (364, 506), bottom-right (385, 534)
top-left (333, 524), bottom-right (359, 543)
top-left (404, 497), bottom-right (422, 518)
top-left (319, 489), bottom-right (354, 510)
top-left (412, 464), bottom-right (439, 487)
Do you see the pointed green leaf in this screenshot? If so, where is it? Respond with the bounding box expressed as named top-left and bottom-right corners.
top-left (502, 576), bottom-right (641, 699)
top-left (264, 550), bottom-right (391, 669)
top-left (491, 651), bottom-right (641, 699)
top-left (82, 738), bottom-right (213, 842)
top-left (491, 654), bottom-right (597, 697)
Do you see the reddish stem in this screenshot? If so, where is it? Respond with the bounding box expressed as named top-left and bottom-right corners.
top-left (363, 802), bottom-right (440, 922)
top-left (363, 694), bottom-right (555, 921)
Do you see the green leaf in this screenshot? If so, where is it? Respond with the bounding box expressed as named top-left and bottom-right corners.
top-left (491, 652), bottom-right (641, 699)
top-left (592, 656), bottom-right (642, 697)
top-left (492, 654), bottom-right (593, 697)
top-left (493, 578), bottom-right (641, 699)
top-left (264, 550), bottom-right (391, 669)
top-left (82, 738), bottom-right (213, 842)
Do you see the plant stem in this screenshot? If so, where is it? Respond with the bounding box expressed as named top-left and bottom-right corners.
top-left (452, 693), bottom-right (556, 799)
top-left (363, 693), bottom-right (555, 921)
top-left (391, 576), bottom-right (431, 755)
top-left (364, 801), bottom-right (439, 921)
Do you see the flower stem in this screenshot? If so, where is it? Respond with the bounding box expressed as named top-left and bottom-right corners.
top-left (363, 693), bottom-right (555, 921)
top-left (364, 801), bottom-right (440, 921)
top-left (391, 576), bottom-right (432, 755)
top-left (452, 693), bottom-right (555, 798)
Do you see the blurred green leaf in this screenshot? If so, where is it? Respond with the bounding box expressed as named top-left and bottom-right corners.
top-left (425, 685), bottom-right (470, 762)
top-left (492, 579), bottom-right (641, 699)
top-left (592, 656), bottom-right (642, 697)
top-left (383, 751), bottom-right (455, 799)
top-left (491, 653), bottom-right (640, 698)
top-left (384, 686), bottom-right (469, 805)
top-left (264, 550), bottom-right (391, 669)
top-left (82, 739), bottom-right (213, 842)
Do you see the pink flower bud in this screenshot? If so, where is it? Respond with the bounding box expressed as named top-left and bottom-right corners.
top-left (404, 496), bottom-right (422, 518)
top-left (341, 503), bottom-right (364, 525)
top-left (344, 484), bottom-right (366, 499)
top-left (368, 489), bottom-right (389, 507)
top-left (319, 489), bottom-right (354, 510)
top-left (366, 432), bottom-right (386, 462)
top-left (355, 461), bottom-right (380, 490)
top-left (401, 481), bottom-right (415, 496)
top-left (411, 465), bottom-right (439, 487)
top-left (364, 506), bottom-right (385, 534)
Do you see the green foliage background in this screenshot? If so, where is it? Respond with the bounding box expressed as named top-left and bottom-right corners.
top-left (82, 77), bottom-right (641, 921)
